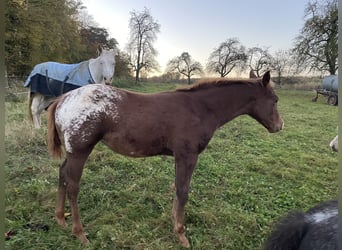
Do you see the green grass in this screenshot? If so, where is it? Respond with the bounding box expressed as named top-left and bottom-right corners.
top-left (5, 84), bottom-right (338, 249)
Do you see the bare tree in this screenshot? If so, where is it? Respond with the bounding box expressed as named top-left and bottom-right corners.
top-left (292, 0), bottom-right (337, 75)
top-left (166, 52), bottom-right (203, 84)
top-left (206, 38), bottom-right (247, 77)
top-left (77, 7), bottom-right (98, 29)
top-left (127, 7), bottom-right (160, 82)
top-left (247, 47), bottom-right (273, 77)
top-left (271, 49), bottom-right (291, 84)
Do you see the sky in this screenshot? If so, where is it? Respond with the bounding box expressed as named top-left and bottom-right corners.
top-left (81, 0), bottom-right (308, 75)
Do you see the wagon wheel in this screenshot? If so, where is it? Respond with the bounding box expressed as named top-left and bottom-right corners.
top-left (327, 94), bottom-right (338, 106)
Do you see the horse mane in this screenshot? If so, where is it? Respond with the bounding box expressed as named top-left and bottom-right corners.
top-left (176, 78), bottom-right (260, 92)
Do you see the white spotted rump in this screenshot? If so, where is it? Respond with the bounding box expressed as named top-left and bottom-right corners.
top-left (55, 84), bottom-right (123, 153)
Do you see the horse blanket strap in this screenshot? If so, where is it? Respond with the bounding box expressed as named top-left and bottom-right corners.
top-left (60, 76), bottom-right (69, 96)
top-left (45, 69), bottom-right (54, 95)
top-left (24, 61), bottom-right (95, 97)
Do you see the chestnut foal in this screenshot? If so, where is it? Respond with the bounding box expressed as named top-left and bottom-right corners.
top-left (48, 71), bottom-right (283, 247)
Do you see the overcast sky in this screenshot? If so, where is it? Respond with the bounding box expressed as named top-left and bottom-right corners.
top-left (81, 0), bottom-right (308, 75)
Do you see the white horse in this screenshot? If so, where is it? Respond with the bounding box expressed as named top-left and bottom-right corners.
top-left (329, 135), bottom-right (338, 152)
top-left (25, 46), bottom-right (117, 129)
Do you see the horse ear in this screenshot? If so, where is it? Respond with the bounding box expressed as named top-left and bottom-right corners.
top-left (249, 70), bottom-right (257, 79)
top-left (97, 45), bottom-right (103, 56)
top-left (262, 71), bottom-right (271, 87)
top-left (113, 48), bottom-right (119, 56)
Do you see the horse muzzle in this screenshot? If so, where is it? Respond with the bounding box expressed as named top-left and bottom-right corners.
top-left (268, 118), bottom-right (284, 133)
top-left (104, 77), bottom-right (112, 85)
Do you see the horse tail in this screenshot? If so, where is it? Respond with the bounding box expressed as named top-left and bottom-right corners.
top-left (264, 211), bottom-right (308, 250)
top-left (47, 99), bottom-right (63, 158)
top-left (28, 91), bottom-right (33, 123)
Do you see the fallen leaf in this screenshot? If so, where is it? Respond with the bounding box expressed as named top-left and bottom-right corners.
top-left (5, 230), bottom-right (16, 240)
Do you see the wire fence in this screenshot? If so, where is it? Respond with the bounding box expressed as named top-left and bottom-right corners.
top-left (5, 76), bottom-right (28, 95)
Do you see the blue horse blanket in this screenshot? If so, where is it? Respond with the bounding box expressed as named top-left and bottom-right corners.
top-left (24, 61), bottom-right (95, 96)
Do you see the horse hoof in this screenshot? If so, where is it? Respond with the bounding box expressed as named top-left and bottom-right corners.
top-left (77, 234), bottom-right (90, 245)
top-left (56, 217), bottom-right (67, 228)
top-left (170, 182), bottom-right (176, 191)
top-left (178, 233), bottom-right (190, 248)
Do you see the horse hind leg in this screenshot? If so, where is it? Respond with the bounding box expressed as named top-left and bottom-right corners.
top-left (59, 151), bottom-right (92, 244)
top-left (31, 94), bottom-right (55, 128)
top-left (28, 92), bottom-right (40, 129)
top-left (32, 114), bottom-right (41, 129)
top-left (55, 159), bottom-right (68, 227)
top-left (30, 94), bottom-right (43, 129)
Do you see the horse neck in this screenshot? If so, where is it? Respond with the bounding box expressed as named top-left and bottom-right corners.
top-left (194, 84), bottom-right (256, 128)
top-left (89, 58), bottom-right (104, 84)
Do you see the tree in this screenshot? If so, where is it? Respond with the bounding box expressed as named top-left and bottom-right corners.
top-left (5, 0), bottom-right (119, 77)
top-left (292, 0), bottom-right (337, 75)
top-left (114, 51), bottom-right (132, 78)
top-left (247, 47), bottom-right (273, 77)
top-left (166, 52), bottom-right (203, 85)
top-left (80, 26), bottom-right (118, 59)
top-left (5, 0), bottom-right (30, 76)
top-left (206, 38), bottom-right (247, 77)
top-left (126, 7), bottom-right (160, 82)
top-left (5, 0), bottom-right (85, 76)
top-left (271, 49), bottom-right (291, 84)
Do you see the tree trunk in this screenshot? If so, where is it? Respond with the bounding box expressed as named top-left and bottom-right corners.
top-left (135, 70), bottom-right (139, 83)
top-left (277, 71), bottom-right (281, 85)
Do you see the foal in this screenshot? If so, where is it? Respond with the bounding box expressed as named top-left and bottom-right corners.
top-left (48, 71), bottom-right (283, 247)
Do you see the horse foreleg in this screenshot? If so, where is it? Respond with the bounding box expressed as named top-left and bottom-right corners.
top-left (172, 154), bottom-right (198, 248)
top-left (55, 159), bottom-right (67, 227)
top-left (172, 197), bottom-right (189, 248)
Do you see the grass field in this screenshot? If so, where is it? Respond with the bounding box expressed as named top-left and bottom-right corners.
top-left (5, 82), bottom-right (338, 249)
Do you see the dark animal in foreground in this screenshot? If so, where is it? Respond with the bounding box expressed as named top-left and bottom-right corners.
top-left (47, 71), bottom-right (283, 248)
top-left (264, 200), bottom-right (338, 250)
